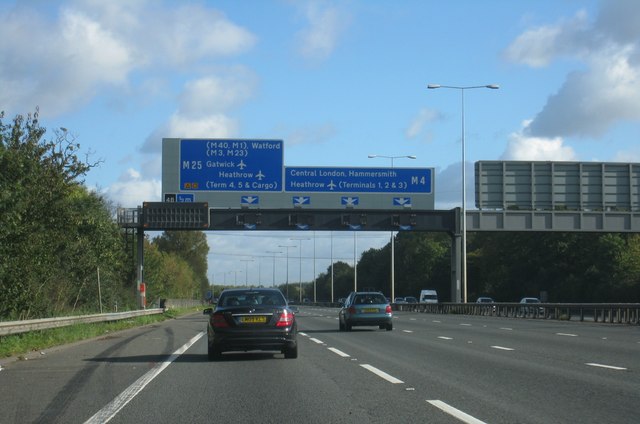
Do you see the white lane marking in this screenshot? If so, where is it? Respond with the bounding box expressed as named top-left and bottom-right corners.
top-left (427, 400), bottom-right (487, 424)
top-left (360, 364), bottom-right (404, 384)
top-left (328, 347), bottom-right (350, 357)
top-left (433, 320), bottom-right (441, 323)
top-left (586, 363), bottom-right (627, 371)
top-left (299, 332), bottom-right (308, 337)
top-left (437, 336), bottom-right (452, 340)
top-left (556, 333), bottom-right (578, 337)
top-left (491, 346), bottom-right (514, 351)
top-left (84, 331), bottom-right (204, 424)
top-left (459, 323), bottom-right (472, 326)
top-left (402, 330), bottom-right (413, 333)
top-left (309, 337), bottom-right (324, 344)
top-left (410, 318), bottom-right (417, 321)
top-left (500, 327), bottom-right (513, 331)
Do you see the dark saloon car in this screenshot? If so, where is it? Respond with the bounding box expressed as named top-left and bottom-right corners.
top-left (203, 288), bottom-right (298, 360)
top-left (339, 291), bottom-right (393, 331)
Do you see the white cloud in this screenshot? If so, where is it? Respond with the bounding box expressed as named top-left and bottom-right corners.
top-left (178, 72), bottom-right (256, 117)
top-left (0, 1), bottom-right (256, 117)
top-left (405, 108), bottom-right (440, 140)
top-left (504, 1), bottom-right (640, 140)
top-left (104, 168), bottom-right (161, 208)
top-left (501, 121), bottom-right (577, 161)
top-left (295, 1), bottom-right (350, 62)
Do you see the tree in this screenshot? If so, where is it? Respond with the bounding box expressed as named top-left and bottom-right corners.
top-left (0, 109), bottom-right (130, 319)
top-left (153, 231), bottom-right (209, 297)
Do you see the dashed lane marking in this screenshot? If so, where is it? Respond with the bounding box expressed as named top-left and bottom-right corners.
top-left (586, 363), bottom-right (627, 371)
top-left (427, 400), bottom-right (487, 424)
top-left (491, 346), bottom-right (515, 351)
top-left (360, 364), bottom-right (404, 384)
top-left (328, 347), bottom-right (351, 357)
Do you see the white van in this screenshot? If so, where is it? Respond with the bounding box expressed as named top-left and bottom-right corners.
top-left (419, 289), bottom-right (438, 304)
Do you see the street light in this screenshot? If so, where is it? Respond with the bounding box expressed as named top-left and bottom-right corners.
top-left (368, 154), bottom-right (416, 302)
top-left (278, 244), bottom-right (297, 300)
top-left (240, 258), bottom-right (254, 287)
top-left (428, 83), bottom-right (499, 303)
top-left (291, 237), bottom-right (311, 302)
top-left (266, 251), bottom-right (282, 287)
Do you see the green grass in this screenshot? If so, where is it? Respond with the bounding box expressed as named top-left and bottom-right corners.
top-left (0, 307), bottom-right (201, 360)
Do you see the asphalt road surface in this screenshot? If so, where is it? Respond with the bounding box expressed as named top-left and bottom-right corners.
top-left (1, 307), bottom-right (638, 423)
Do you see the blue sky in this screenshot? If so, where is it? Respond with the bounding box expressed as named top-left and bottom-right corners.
top-left (3, 0), bottom-right (639, 290)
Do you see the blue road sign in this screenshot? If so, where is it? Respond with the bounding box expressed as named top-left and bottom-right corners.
top-left (341, 196), bottom-right (359, 206)
top-left (177, 194), bottom-right (194, 202)
top-left (241, 196), bottom-right (260, 205)
top-left (393, 197), bottom-right (412, 207)
top-left (285, 167), bottom-right (432, 193)
top-left (292, 196), bottom-right (310, 206)
top-left (179, 139), bottom-right (283, 191)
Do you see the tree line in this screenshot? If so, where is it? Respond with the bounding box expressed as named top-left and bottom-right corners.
top-left (0, 110), bottom-right (209, 320)
top-left (302, 231), bottom-right (640, 303)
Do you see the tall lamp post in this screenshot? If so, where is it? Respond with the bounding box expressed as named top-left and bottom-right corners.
top-left (427, 83), bottom-right (499, 303)
top-left (368, 154), bottom-right (416, 302)
top-left (240, 258), bottom-right (254, 287)
top-left (291, 237), bottom-right (310, 302)
top-left (278, 244), bottom-right (297, 300)
top-left (266, 251), bottom-right (282, 287)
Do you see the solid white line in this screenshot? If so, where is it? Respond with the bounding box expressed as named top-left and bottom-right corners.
top-left (459, 323), bottom-right (472, 326)
top-left (84, 331), bottom-right (205, 424)
top-left (500, 327), bottom-right (513, 331)
top-left (556, 333), bottom-right (578, 337)
top-left (360, 364), bottom-right (404, 384)
top-left (402, 330), bottom-right (413, 333)
top-left (328, 347), bottom-right (350, 357)
top-left (309, 337), bottom-right (324, 344)
top-left (437, 336), bottom-right (452, 340)
top-left (427, 400), bottom-right (487, 424)
top-left (299, 332), bottom-right (308, 337)
top-left (586, 363), bottom-right (627, 370)
top-left (491, 346), bottom-right (514, 351)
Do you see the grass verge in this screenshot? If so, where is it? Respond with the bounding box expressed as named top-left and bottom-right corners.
top-left (0, 307), bottom-right (201, 360)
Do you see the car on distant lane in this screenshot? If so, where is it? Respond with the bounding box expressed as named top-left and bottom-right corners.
top-left (339, 291), bottom-right (393, 331)
top-left (404, 296), bottom-right (418, 304)
top-left (519, 297), bottom-right (544, 316)
top-left (203, 288), bottom-right (298, 360)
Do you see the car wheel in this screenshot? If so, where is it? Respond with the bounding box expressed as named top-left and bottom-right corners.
top-left (386, 323), bottom-right (393, 331)
top-left (284, 344), bottom-right (298, 359)
top-left (378, 325), bottom-right (385, 330)
top-left (207, 343), bottom-right (222, 361)
top-left (339, 320), bottom-right (345, 331)
top-left (345, 322), bottom-right (352, 331)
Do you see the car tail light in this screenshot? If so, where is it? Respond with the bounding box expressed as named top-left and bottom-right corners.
top-left (385, 305), bottom-right (392, 313)
top-left (348, 306), bottom-right (356, 315)
top-left (276, 310), bottom-right (294, 327)
top-left (211, 313), bottom-right (229, 328)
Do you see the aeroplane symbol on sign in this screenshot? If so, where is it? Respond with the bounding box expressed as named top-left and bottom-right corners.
top-left (328, 180), bottom-right (337, 190)
top-left (256, 170), bottom-right (265, 180)
top-left (238, 160), bottom-right (247, 170)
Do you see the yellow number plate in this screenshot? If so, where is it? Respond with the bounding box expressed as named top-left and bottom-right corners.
top-left (362, 308), bottom-right (378, 313)
top-left (240, 316), bottom-right (267, 324)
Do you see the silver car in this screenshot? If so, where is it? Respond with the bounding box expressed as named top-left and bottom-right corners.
top-left (339, 291), bottom-right (393, 331)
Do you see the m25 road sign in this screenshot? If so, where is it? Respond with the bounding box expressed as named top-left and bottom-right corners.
top-left (179, 139), bottom-right (283, 191)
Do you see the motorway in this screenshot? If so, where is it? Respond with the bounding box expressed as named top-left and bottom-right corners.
top-left (0, 307), bottom-right (638, 423)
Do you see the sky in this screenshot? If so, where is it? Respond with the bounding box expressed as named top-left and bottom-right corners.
top-left (2, 0), bottom-right (640, 291)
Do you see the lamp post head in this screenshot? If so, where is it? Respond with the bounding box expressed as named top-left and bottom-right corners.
top-left (427, 84), bottom-right (441, 89)
top-left (367, 154), bottom-right (377, 158)
top-left (407, 155), bottom-right (417, 159)
top-left (486, 84), bottom-right (500, 89)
